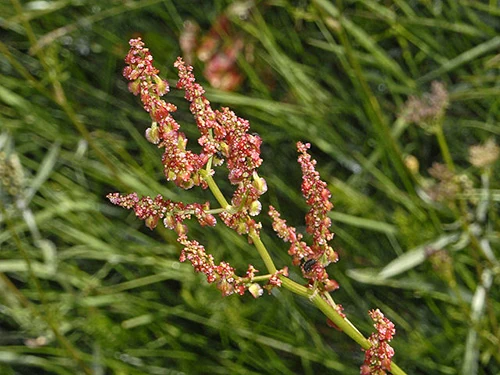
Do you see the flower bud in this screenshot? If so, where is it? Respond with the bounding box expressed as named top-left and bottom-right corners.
top-left (219, 141), bottom-right (229, 156)
top-left (175, 222), bottom-right (188, 236)
top-left (145, 215), bottom-right (159, 230)
top-left (177, 134), bottom-right (187, 150)
top-left (324, 279), bottom-right (339, 292)
top-left (128, 79), bottom-right (140, 95)
top-left (236, 222), bottom-right (248, 235)
top-left (201, 214), bottom-right (217, 227)
top-left (153, 75), bottom-right (169, 95)
top-left (325, 247), bottom-right (339, 263)
top-left (249, 200), bottom-right (262, 216)
top-left (217, 279), bottom-right (234, 296)
top-left (404, 154), bottom-right (419, 174)
top-left (360, 364), bottom-right (371, 375)
top-left (281, 266), bottom-right (289, 277)
top-left (192, 172), bottom-right (201, 186)
top-left (166, 169), bottom-right (177, 181)
top-left (252, 172), bottom-right (267, 195)
top-left (145, 123), bottom-right (160, 144)
top-left (381, 358), bottom-right (392, 371)
top-left (164, 215), bottom-right (176, 229)
top-left (180, 178), bottom-right (195, 190)
top-left (248, 283), bottom-right (263, 298)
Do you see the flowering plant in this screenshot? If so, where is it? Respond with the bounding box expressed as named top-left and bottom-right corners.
top-left (108, 38), bottom-right (405, 375)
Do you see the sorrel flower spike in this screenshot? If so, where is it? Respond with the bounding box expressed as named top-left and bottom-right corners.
top-left (124, 38), bottom-right (206, 189)
top-left (269, 142), bottom-right (339, 292)
top-left (360, 309), bottom-right (396, 375)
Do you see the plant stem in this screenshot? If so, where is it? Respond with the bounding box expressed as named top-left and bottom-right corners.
top-left (203, 170), bottom-right (279, 274)
top-left (201, 170), bottom-right (231, 209)
top-left (435, 125), bottom-right (455, 172)
top-left (280, 278), bottom-right (407, 375)
top-left (248, 230), bottom-right (277, 274)
top-left (201, 165), bottom-right (408, 375)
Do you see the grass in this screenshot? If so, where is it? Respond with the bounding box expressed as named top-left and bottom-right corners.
top-left (1, 0), bottom-right (499, 374)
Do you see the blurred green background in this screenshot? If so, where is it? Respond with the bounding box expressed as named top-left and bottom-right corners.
top-left (1, 1), bottom-right (499, 374)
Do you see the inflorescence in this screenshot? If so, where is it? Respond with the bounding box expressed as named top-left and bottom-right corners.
top-left (108, 38), bottom-right (397, 374)
top-left (269, 142), bottom-right (339, 293)
top-left (361, 309), bottom-right (396, 375)
top-left (109, 38), bottom-right (283, 296)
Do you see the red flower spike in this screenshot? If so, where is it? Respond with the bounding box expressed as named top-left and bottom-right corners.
top-left (269, 143), bottom-right (338, 292)
top-left (361, 309), bottom-right (396, 375)
top-left (123, 38), bottom-right (211, 190)
top-left (106, 193), bottom-right (216, 234)
top-left (178, 235), bottom-right (258, 297)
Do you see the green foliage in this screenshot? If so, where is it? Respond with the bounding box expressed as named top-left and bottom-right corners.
top-left (1, 0), bottom-right (499, 374)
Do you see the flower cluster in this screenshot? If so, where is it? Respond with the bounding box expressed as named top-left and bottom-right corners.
top-left (107, 188), bottom-right (284, 296)
top-left (360, 309), bottom-right (396, 375)
top-left (469, 138), bottom-right (499, 169)
top-left (109, 37), bottom-right (403, 375)
top-left (402, 81), bottom-right (449, 133)
top-left (123, 38), bottom-right (266, 236)
top-left (124, 38), bottom-right (207, 189)
top-left (269, 142), bottom-right (338, 292)
top-left (106, 192), bottom-right (216, 232)
top-left (425, 162), bottom-right (473, 205)
top-left (109, 38), bottom-right (281, 297)
top-left (178, 235), bottom-right (260, 296)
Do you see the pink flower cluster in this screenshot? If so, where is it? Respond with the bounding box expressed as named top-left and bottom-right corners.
top-left (106, 192), bottom-right (216, 233)
top-left (109, 38), bottom-right (282, 296)
top-left (269, 142), bottom-right (338, 292)
top-left (178, 235), bottom-right (260, 296)
top-left (123, 38), bottom-right (265, 235)
top-left (106, 191), bottom-right (269, 296)
top-left (360, 309), bottom-right (396, 375)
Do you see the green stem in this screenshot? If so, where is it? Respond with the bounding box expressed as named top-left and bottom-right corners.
top-left (280, 277), bottom-right (407, 375)
top-left (435, 125), bottom-right (455, 172)
top-left (248, 231), bottom-right (277, 274)
top-left (280, 277), bottom-right (368, 347)
top-left (201, 170), bottom-right (231, 209)
top-left (201, 171), bottom-right (276, 273)
top-left (246, 274), bottom-right (274, 283)
top-left (201, 167), bottom-right (407, 374)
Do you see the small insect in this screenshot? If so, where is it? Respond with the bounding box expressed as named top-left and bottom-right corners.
top-left (212, 151), bottom-right (225, 166)
top-left (301, 258), bottom-right (317, 273)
